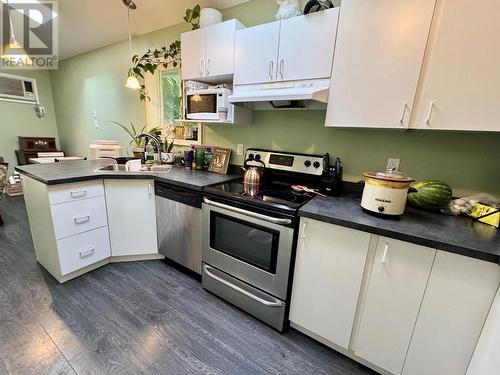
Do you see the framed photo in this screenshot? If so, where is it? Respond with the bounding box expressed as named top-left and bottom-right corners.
top-left (209, 147), bottom-right (231, 174)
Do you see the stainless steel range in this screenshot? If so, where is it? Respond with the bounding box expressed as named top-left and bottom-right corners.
top-left (202, 148), bottom-right (327, 331)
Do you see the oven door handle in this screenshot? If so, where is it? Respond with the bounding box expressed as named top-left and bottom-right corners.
top-left (203, 197), bottom-right (292, 225)
top-left (203, 265), bottom-right (284, 308)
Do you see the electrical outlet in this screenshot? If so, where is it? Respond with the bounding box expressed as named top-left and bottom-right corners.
top-left (386, 158), bottom-right (401, 172)
top-left (237, 144), bottom-right (244, 156)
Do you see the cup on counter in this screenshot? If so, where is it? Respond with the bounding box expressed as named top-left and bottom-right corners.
top-left (195, 147), bottom-right (205, 170)
top-left (182, 149), bottom-right (194, 170)
top-left (125, 159), bottom-right (142, 172)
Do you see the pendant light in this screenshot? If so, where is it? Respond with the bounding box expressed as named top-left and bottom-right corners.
top-left (1, 0), bottom-right (32, 64)
top-left (124, 0), bottom-right (140, 90)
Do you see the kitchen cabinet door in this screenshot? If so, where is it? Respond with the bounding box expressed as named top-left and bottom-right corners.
top-left (181, 28), bottom-right (206, 80)
top-left (205, 20), bottom-right (243, 79)
top-left (105, 180), bottom-right (158, 257)
top-left (467, 287), bottom-right (500, 375)
top-left (414, 0), bottom-right (500, 131)
top-left (233, 21), bottom-right (281, 85)
top-left (402, 251), bottom-right (500, 375)
top-left (277, 8), bottom-right (339, 82)
top-left (354, 237), bottom-right (436, 375)
top-left (325, 0), bottom-right (436, 128)
top-left (290, 218), bottom-right (370, 350)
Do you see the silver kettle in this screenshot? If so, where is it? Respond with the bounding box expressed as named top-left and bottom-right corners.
top-left (241, 158), bottom-right (265, 185)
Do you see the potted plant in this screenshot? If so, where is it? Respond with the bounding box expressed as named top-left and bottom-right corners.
top-left (161, 137), bottom-right (176, 164)
top-left (109, 121), bottom-right (162, 159)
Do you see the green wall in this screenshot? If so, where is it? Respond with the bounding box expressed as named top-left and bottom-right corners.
top-left (49, 0), bottom-right (500, 196)
top-left (0, 69), bottom-right (59, 174)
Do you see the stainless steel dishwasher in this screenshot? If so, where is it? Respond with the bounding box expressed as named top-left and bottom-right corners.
top-left (155, 182), bottom-right (203, 274)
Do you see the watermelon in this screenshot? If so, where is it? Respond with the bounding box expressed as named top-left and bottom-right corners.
top-left (407, 180), bottom-right (453, 211)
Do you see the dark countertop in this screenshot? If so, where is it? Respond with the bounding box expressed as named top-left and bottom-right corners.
top-left (15, 159), bottom-right (241, 191)
top-left (299, 195), bottom-right (500, 264)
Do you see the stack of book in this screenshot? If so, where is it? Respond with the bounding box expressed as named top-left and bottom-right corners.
top-left (6, 173), bottom-right (23, 197)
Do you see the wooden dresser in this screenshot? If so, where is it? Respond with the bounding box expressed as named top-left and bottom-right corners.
top-left (16, 136), bottom-right (60, 165)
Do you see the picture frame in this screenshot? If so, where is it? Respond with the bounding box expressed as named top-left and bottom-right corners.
top-left (208, 147), bottom-right (231, 174)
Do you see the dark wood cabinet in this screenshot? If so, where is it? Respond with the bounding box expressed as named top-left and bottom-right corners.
top-left (16, 136), bottom-right (60, 165)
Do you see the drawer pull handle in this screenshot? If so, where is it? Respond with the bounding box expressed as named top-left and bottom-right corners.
top-left (399, 101), bottom-right (408, 126)
top-left (301, 222), bottom-right (307, 240)
top-left (382, 243), bottom-right (389, 263)
top-left (70, 190), bottom-right (87, 198)
top-left (79, 246), bottom-right (95, 258)
top-left (74, 214), bottom-right (90, 224)
top-left (425, 101), bottom-right (435, 126)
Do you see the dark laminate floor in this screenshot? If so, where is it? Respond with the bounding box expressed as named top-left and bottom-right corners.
top-left (0, 196), bottom-right (377, 375)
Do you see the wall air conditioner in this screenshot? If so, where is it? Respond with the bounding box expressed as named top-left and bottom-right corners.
top-left (0, 72), bottom-right (39, 104)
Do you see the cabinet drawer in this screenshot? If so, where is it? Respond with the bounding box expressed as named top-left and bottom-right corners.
top-left (51, 196), bottom-right (108, 239)
top-left (49, 181), bottom-right (104, 205)
top-left (57, 226), bottom-right (110, 276)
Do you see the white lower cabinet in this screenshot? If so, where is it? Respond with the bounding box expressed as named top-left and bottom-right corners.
top-left (467, 287), bottom-right (500, 375)
top-left (105, 179), bottom-right (158, 257)
top-left (402, 251), bottom-right (500, 375)
top-left (50, 196), bottom-right (108, 240)
top-left (289, 217), bottom-right (500, 375)
top-left (57, 226), bottom-right (110, 276)
top-left (354, 237), bottom-right (436, 375)
top-left (290, 219), bottom-right (370, 349)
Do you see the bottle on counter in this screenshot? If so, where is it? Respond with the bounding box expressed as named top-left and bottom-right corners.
top-left (145, 142), bottom-right (155, 163)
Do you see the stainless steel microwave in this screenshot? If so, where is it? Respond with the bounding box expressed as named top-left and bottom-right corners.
top-left (185, 88), bottom-right (231, 121)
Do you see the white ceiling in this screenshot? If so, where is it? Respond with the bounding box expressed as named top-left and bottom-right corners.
top-left (55, 0), bottom-right (249, 60)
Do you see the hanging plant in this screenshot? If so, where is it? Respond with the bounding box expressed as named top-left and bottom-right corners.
top-left (129, 4), bottom-right (201, 101)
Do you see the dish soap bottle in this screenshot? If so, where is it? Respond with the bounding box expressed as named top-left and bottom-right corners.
top-left (145, 142), bottom-right (155, 163)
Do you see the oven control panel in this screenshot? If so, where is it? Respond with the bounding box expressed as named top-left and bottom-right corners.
top-left (245, 149), bottom-right (325, 176)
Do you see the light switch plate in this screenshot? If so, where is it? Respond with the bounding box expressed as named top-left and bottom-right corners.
top-left (93, 110), bottom-right (99, 128)
top-left (237, 144), bottom-right (244, 156)
top-left (387, 158), bottom-right (400, 172)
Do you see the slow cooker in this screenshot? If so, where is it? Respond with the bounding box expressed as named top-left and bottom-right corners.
top-left (361, 170), bottom-right (414, 216)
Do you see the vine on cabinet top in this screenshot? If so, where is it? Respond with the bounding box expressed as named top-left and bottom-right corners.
top-left (130, 4), bottom-right (201, 101)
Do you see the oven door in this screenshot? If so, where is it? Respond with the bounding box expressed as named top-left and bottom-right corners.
top-left (186, 93), bottom-right (219, 120)
top-left (202, 197), bottom-right (295, 300)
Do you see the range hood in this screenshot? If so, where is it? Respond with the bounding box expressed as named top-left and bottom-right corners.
top-left (228, 78), bottom-right (331, 110)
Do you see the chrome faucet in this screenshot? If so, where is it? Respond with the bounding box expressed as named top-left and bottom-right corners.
top-left (137, 133), bottom-right (163, 164)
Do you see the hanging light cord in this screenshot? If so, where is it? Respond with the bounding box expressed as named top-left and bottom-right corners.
top-left (6, 0), bottom-right (16, 44)
top-left (127, 6), bottom-right (133, 68)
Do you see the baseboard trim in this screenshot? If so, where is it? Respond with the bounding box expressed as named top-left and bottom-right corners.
top-left (110, 253), bottom-right (165, 263)
top-left (290, 322), bottom-right (391, 375)
top-left (56, 258), bottom-right (110, 283)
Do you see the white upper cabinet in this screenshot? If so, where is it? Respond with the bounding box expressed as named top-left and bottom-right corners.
top-left (277, 8), bottom-right (339, 82)
top-left (354, 237), bottom-right (436, 375)
top-left (290, 219), bottom-right (370, 350)
top-left (234, 9), bottom-right (339, 85)
top-left (413, 0), bottom-right (500, 131)
top-left (402, 251), bottom-right (500, 375)
top-left (181, 28), bottom-right (206, 81)
top-left (181, 19), bottom-right (244, 82)
top-left (234, 21), bottom-right (281, 85)
top-left (325, 0), bottom-right (436, 128)
top-left (105, 180), bottom-right (158, 257)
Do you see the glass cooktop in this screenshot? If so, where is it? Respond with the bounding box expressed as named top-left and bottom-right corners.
top-left (204, 180), bottom-right (316, 212)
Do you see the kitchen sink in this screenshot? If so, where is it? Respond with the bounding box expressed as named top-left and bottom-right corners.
top-left (95, 164), bottom-right (172, 173)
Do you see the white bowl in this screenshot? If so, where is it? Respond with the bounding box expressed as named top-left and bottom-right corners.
top-left (200, 8), bottom-right (222, 28)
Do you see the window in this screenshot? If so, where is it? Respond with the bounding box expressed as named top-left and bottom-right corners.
top-left (146, 68), bottom-right (202, 146)
top-left (160, 70), bottom-right (181, 126)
